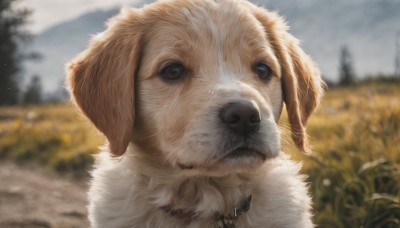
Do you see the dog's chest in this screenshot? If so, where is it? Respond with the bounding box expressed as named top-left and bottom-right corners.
top-left (88, 154), bottom-right (313, 228)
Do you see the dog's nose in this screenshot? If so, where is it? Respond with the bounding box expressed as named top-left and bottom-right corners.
top-left (219, 101), bottom-right (261, 135)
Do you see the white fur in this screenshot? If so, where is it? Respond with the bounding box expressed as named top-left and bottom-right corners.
top-left (88, 147), bottom-right (313, 228)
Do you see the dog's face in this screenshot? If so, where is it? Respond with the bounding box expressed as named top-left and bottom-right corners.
top-left (67, 0), bottom-right (323, 175)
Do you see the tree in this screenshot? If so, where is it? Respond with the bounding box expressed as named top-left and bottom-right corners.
top-left (395, 31), bottom-right (400, 77)
top-left (339, 45), bottom-right (356, 86)
top-left (0, 0), bottom-right (31, 105)
top-left (23, 75), bottom-right (42, 104)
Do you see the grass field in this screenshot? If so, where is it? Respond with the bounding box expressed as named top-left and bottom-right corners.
top-left (0, 104), bottom-right (102, 178)
top-left (0, 81), bottom-right (399, 227)
top-left (285, 81), bottom-right (400, 227)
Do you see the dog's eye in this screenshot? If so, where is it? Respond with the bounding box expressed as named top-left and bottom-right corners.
top-left (254, 63), bottom-right (272, 81)
top-left (159, 63), bottom-right (185, 82)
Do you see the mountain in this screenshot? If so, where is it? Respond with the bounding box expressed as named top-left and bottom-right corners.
top-left (23, 8), bottom-right (119, 93)
top-left (24, 0), bottom-right (400, 92)
top-left (264, 0), bottom-right (400, 80)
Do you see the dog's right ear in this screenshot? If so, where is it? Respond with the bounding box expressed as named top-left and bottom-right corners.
top-left (67, 9), bottom-right (143, 156)
top-left (250, 6), bottom-right (324, 154)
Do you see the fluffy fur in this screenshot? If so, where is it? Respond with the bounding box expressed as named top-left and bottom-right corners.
top-left (67, 0), bottom-right (324, 227)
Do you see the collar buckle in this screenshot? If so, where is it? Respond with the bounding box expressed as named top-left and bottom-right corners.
top-left (214, 195), bottom-right (252, 228)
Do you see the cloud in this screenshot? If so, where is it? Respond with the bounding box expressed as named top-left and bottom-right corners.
top-left (16, 0), bottom-right (139, 33)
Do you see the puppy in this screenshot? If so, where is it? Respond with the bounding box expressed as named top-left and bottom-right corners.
top-left (67, 0), bottom-right (323, 227)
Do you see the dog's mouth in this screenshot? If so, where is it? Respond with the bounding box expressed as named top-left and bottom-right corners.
top-left (178, 146), bottom-right (268, 170)
top-left (222, 146), bottom-right (266, 160)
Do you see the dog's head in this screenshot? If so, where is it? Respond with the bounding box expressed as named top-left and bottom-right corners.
top-left (67, 0), bottom-right (323, 175)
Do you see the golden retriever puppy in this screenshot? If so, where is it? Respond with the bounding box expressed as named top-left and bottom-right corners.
top-left (67, 0), bottom-right (323, 227)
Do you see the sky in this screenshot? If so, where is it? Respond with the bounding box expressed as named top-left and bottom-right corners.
top-left (16, 0), bottom-right (139, 34)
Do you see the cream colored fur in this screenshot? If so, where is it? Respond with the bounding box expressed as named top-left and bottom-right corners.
top-left (67, 0), bottom-right (324, 227)
top-left (89, 148), bottom-right (312, 227)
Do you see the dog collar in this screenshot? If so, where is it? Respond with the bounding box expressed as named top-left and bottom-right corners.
top-left (214, 195), bottom-right (252, 228)
top-left (160, 204), bottom-right (198, 224)
top-left (160, 195), bottom-right (252, 227)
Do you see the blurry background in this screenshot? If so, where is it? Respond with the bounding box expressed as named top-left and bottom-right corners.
top-left (0, 0), bottom-right (399, 227)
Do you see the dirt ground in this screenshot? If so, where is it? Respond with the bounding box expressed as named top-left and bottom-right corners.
top-left (0, 162), bottom-right (89, 228)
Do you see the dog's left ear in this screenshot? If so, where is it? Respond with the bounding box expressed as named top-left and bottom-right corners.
top-left (251, 7), bottom-right (324, 154)
top-left (67, 9), bottom-right (143, 156)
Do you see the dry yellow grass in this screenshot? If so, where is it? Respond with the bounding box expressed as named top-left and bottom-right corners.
top-left (279, 82), bottom-right (400, 161)
top-left (282, 81), bottom-right (400, 227)
top-left (0, 104), bottom-right (103, 177)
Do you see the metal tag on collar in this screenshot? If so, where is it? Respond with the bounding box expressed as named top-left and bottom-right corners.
top-left (215, 195), bottom-right (252, 228)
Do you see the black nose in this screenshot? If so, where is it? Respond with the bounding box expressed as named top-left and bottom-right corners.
top-left (219, 101), bottom-right (261, 135)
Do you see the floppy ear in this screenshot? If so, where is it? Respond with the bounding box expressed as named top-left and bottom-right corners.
top-left (251, 7), bottom-right (324, 154)
top-left (67, 9), bottom-right (143, 156)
